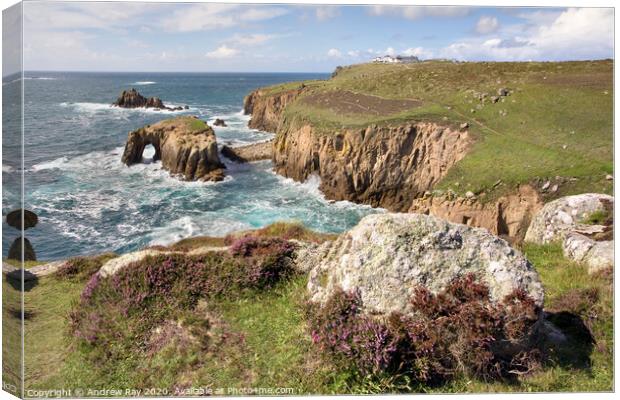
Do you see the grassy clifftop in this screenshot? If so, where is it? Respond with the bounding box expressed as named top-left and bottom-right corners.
top-left (261, 60), bottom-right (613, 199)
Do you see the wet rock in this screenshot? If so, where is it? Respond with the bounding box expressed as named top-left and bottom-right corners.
top-left (213, 118), bottom-right (227, 127)
top-left (113, 88), bottom-right (181, 111)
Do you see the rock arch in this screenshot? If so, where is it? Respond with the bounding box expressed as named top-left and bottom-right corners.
top-left (121, 117), bottom-right (225, 181)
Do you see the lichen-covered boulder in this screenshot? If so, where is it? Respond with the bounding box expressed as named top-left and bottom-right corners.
top-left (563, 232), bottom-right (613, 274)
top-left (525, 193), bottom-right (613, 244)
top-left (121, 117), bottom-right (225, 181)
top-left (304, 213), bottom-right (544, 316)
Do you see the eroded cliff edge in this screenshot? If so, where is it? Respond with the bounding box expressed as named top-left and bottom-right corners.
top-left (243, 87), bottom-right (540, 241)
top-left (242, 60), bottom-right (613, 242)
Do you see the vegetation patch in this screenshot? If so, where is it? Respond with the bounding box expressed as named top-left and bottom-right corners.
top-left (8, 236), bottom-right (612, 393)
top-left (69, 236), bottom-right (296, 366)
top-left (305, 274), bottom-right (541, 387)
top-left (55, 253), bottom-right (117, 281)
top-left (227, 221), bottom-right (338, 244)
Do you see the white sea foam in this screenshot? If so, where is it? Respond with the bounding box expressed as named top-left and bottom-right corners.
top-left (24, 77), bottom-right (56, 80)
top-left (60, 102), bottom-right (194, 115)
top-left (148, 215), bottom-right (250, 246)
top-left (133, 81), bottom-right (156, 85)
top-left (2, 164), bottom-right (15, 173)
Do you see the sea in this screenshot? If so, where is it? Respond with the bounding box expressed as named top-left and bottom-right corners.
top-left (2, 72), bottom-right (381, 261)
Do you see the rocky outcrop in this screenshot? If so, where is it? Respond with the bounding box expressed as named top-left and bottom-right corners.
top-left (121, 117), bottom-right (225, 181)
top-left (221, 140), bottom-right (273, 163)
top-left (113, 88), bottom-right (185, 111)
top-left (272, 121), bottom-right (470, 211)
top-left (243, 87), bottom-right (304, 132)
top-left (525, 193), bottom-right (613, 244)
top-left (409, 185), bottom-right (543, 242)
top-left (303, 213), bottom-right (544, 316)
top-left (563, 232), bottom-right (613, 274)
top-left (213, 118), bottom-right (227, 127)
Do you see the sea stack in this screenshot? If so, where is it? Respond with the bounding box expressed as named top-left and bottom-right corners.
top-left (113, 88), bottom-right (185, 111)
top-left (121, 116), bottom-right (225, 182)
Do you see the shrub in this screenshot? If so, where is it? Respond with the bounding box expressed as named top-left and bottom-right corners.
top-left (306, 274), bottom-right (541, 385)
top-left (70, 237), bottom-right (297, 362)
top-left (56, 253), bottom-right (116, 281)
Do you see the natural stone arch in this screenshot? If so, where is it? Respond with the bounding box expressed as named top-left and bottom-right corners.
top-left (121, 117), bottom-right (225, 181)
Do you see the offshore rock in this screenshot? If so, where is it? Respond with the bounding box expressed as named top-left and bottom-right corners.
top-left (113, 88), bottom-right (184, 111)
top-left (121, 117), bottom-right (225, 181)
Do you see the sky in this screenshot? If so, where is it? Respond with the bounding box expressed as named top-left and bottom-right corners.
top-left (7, 2), bottom-right (616, 73)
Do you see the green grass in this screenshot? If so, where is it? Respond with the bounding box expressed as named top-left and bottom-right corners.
top-left (263, 60), bottom-right (613, 200)
top-left (7, 240), bottom-right (612, 394)
top-left (582, 209), bottom-right (611, 225)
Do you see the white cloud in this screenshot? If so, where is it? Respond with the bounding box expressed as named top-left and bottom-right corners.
top-left (24, 2), bottom-right (168, 31)
top-left (475, 16), bottom-right (499, 35)
top-left (327, 48), bottom-right (342, 58)
top-left (238, 7), bottom-right (288, 22)
top-left (440, 8), bottom-right (613, 61)
top-left (369, 6), bottom-right (470, 20)
top-left (162, 4), bottom-right (287, 32)
top-left (206, 45), bottom-right (239, 59)
top-left (347, 50), bottom-right (360, 58)
top-left (316, 6), bottom-right (340, 21)
top-left (228, 33), bottom-right (278, 46)
top-left (402, 47), bottom-right (433, 59)
top-left (383, 47), bottom-right (397, 56)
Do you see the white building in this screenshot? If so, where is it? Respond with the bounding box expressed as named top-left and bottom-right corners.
top-left (372, 55), bottom-right (420, 64)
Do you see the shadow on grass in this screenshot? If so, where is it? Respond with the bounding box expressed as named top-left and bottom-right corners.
top-left (542, 311), bottom-right (595, 370)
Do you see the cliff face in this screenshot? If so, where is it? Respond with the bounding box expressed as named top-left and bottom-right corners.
top-left (273, 120), bottom-right (470, 211)
top-left (121, 117), bottom-right (225, 181)
top-left (243, 88), bottom-right (304, 132)
top-left (409, 185), bottom-right (543, 242)
top-left (244, 87), bottom-right (542, 241)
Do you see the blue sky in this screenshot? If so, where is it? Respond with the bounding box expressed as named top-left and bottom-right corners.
top-left (15, 2), bottom-right (615, 73)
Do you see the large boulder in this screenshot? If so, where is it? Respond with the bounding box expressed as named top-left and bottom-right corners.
top-left (303, 213), bottom-right (544, 316)
top-left (563, 232), bottom-right (613, 274)
top-left (121, 117), bottom-right (225, 181)
top-left (525, 193), bottom-right (613, 244)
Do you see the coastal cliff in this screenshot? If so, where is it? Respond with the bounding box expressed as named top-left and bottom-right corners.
top-left (273, 119), bottom-right (470, 211)
top-left (242, 86), bottom-right (539, 239)
top-left (243, 86), bottom-right (304, 132)
top-left (242, 60), bottom-right (612, 240)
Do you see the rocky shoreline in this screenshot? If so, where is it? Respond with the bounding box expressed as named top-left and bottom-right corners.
top-left (221, 139), bottom-right (273, 163)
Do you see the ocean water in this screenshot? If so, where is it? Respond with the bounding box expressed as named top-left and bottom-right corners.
top-left (2, 72), bottom-right (381, 261)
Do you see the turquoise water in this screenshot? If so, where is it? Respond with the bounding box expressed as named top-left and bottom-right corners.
top-left (2, 72), bottom-right (380, 260)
